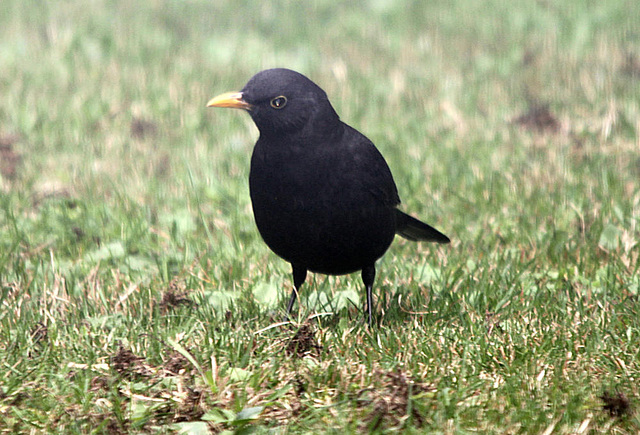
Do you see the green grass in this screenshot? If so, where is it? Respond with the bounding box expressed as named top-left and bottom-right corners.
top-left (1, 0), bottom-right (640, 433)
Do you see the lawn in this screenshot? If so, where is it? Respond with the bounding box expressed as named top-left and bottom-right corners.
top-left (1, 0), bottom-right (639, 433)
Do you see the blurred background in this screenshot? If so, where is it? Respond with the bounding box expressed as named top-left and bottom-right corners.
top-left (2, 1), bottom-right (638, 249)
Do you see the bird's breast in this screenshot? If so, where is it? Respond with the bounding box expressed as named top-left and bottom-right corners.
top-left (247, 139), bottom-right (396, 274)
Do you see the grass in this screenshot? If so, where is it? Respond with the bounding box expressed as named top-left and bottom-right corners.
top-left (1, 0), bottom-right (639, 433)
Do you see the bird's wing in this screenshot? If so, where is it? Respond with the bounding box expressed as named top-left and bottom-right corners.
top-left (340, 124), bottom-right (401, 208)
top-left (338, 124), bottom-right (450, 244)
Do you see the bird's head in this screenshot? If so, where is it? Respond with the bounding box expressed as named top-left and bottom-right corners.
top-left (207, 68), bottom-right (339, 137)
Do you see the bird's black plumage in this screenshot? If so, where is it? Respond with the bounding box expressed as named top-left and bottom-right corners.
top-left (207, 68), bottom-right (449, 325)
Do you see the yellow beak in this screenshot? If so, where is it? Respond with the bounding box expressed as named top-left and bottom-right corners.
top-left (206, 92), bottom-right (252, 110)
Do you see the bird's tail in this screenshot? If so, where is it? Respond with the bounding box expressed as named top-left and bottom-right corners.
top-left (395, 210), bottom-right (450, 243)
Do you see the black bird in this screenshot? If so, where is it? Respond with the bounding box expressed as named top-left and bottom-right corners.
top-left (207, 68), bottom-right (449, 325)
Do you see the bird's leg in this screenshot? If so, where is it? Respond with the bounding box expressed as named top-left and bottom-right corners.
top-left (286, 264), bottom-right (307, 320)
top-left (361, 265), bottom-right (376, 327)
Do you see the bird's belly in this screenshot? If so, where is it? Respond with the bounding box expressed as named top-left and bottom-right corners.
top-left (250, 190), bottom-right (396, 275)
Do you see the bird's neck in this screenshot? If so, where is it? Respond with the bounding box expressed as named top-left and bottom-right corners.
top-left (259, 113), bottom-right (343, 146)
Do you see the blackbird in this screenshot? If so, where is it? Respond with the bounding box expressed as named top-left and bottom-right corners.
top-left (207, 68), bottom-right (449, 325)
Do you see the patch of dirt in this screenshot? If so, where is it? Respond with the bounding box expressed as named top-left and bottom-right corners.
top-left (71, 226), bottom-right (86, 240)
top-left (61, 340), bottom-right (214, 431)
top-left (623, 53), bottom-right (640, 78)
top-left (130, 117), bottom-right (158, 140)
top-left (154, 153), bottom-right (171, 178)
top-left (110, 344), bottom-right (153, 379)
top-left (90, 376), bottom-right (110, 392)
top-left (514, 104), bottom-right (560, 133)
top-left (163, 351), bottom-right (190, 376)
top-left (159, 278), bottom-right (193, 312)
top-left (360, 368), bottom-right (434, 431)
top-left (173, 387), bottom-right (206, 422)
top-left (285, 324), bottom-right (321, 357)
top-left (27, 321), bottom-right (49, 358)
top-left (601, 391), bottom-right (632, 417)
top-left (5, 391), bottom-right (29, 407)
top-left (293, 375), bottom-right (306, 395)
top-left (159, 289), bottom-right (192, 311)
top-left (105, 418), bottom-right (128, 434)
top-left (0, 134), bottom-right (21, 181)
top-left (30, 321), bottom-right (48, 344)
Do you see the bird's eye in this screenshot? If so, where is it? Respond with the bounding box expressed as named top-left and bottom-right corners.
top-left (270, 96), bottom-right (287, 109)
